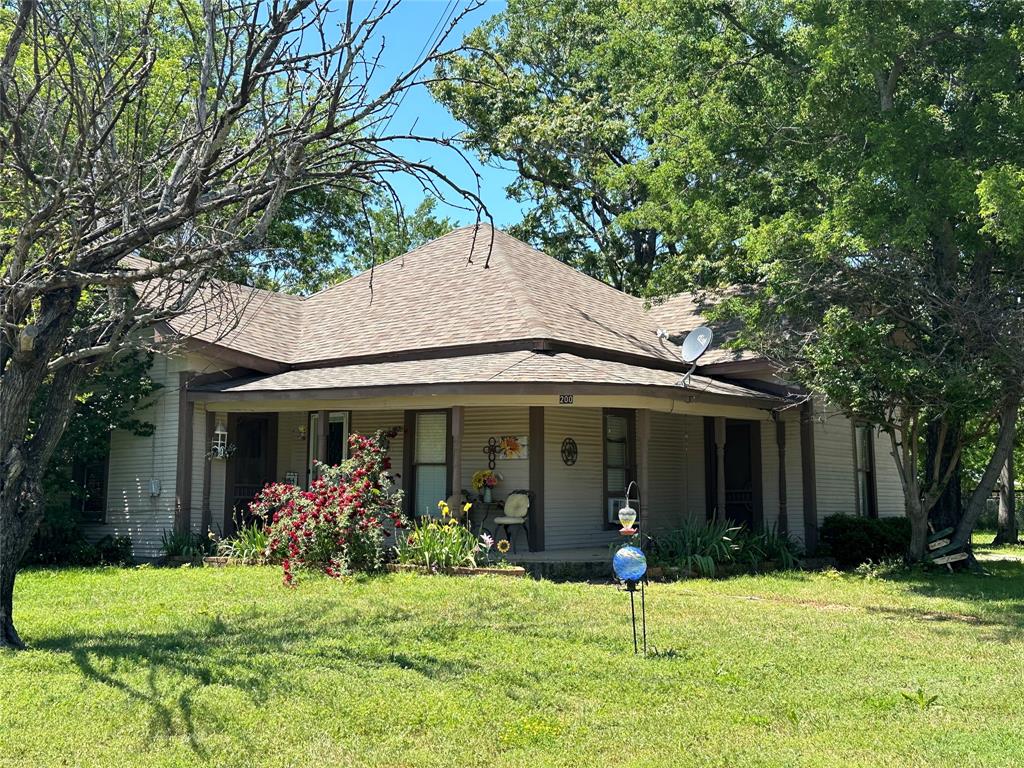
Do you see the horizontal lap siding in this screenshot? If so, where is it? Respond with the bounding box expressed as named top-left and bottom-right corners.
top-left (814, 406), bottom-right (857, 521)
top-left (350, 410), bottom-right (405, 491)
top-left (544, 407), bottom-right (616, 549)
top-left (646, 412), bottom-right (705, 532)
top-left (190, 404), bottom-right (207, 533)
top-left (460, 407), bottom-right (530, 501)
top-left (784, 419), bottom-right (805, 538)
top-left (873, 428), bottom-right (904, 517)
top-left (277, 411), bottom-right (307, 485)
top-left (760, 419), bottom-right (806, 538)
top-left (88, 354), bottom-right (182, 558)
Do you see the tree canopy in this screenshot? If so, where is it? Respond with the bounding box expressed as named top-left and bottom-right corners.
top-left (440, 0), bottom-right (1024, 559)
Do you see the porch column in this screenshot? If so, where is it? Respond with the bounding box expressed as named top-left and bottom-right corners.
top-left (200, 409), bottom-right (214, 535)
top-left (714, 416), bottom-right (727, 520)
top-left (528, 406), bottom-right (545, 551)
top-left (450, 406), bottom-right (463, 501)
top-left (174, 372), bottom-right (194, 534)
top-left (315, 409), bottom-right (327, 481)
top-left (775, 415), bottom-right (788, 535)
top-left (800, 401), bottom-right (819, 552)
top-left (636, 409), bottom-right (650, 529)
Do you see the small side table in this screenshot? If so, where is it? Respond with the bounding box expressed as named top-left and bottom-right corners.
top-left (468, 500), bottom-right (504, 537)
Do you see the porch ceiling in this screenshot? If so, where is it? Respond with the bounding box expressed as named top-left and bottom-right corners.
top-left (188, 350), bottom-right (783, 409)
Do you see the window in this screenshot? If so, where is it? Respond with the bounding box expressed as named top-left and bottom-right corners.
top-left (413, 411), bottom-right (449, 519)
top-left (308, 411), bottom-right (349, 484)
top-left (854, 423), bottom-right (877, 518)
top-left (604, 410), bottom-right (636, 526)
top-left (72, 441), bottom-right (109, 524)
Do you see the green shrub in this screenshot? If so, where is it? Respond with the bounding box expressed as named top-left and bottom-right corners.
top-left (649, 519), bottom-right (737, 577)
top-left (395, 516), bottom-right (486, 569)
top-left (216, 520), bottom-right (272, 563)
top-left (159, 529), bottom-right (213, 559)
top-left (649, 520), bottom-right (802, 577)
top-left (818, 515), bottom-right (911, 569)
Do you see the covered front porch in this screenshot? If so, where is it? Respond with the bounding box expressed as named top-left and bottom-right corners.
top-left (184, 381), bottom-right (795, 552)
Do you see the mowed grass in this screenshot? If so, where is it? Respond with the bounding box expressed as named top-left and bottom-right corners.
top-left (3, 562), bottom-right (1024, 768)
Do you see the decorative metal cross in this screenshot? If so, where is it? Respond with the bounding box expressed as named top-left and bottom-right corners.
top-left (483, 437), bottom-right (500, 470)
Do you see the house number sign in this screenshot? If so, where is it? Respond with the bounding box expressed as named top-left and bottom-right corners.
top-left (558, 394), bottom-right (574, 404)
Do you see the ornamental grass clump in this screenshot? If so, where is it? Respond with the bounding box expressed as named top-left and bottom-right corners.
top-left (394, 500), bottom-right (492, 569)
top-left (253, 429), bottom-right (405, 585)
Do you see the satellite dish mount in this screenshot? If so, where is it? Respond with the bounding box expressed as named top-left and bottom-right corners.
top-left (679, 326), bottom-right (713, 387)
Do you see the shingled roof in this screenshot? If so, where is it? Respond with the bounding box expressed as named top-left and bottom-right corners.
top-left (168, 224), bottom-right (762, 374)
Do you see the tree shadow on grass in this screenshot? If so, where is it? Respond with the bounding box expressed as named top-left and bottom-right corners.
top-left (33, 610), bottom-right (479, 758)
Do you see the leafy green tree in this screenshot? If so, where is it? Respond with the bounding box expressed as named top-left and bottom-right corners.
top-left (224, 189), bottom-right (456, 294)
top-left (434, 0), bottom-right (675, 293)
top-left (441, 0), bottom-right (1024, 561)
top-left (0, 0), bottom-right (480, 648)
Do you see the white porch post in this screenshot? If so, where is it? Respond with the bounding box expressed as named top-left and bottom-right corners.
top-left (450, 406), bottom-right (463, 500)
top-left (714, 416), bottom-right (727, 520)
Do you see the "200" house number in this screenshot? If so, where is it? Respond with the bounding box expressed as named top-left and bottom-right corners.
top-left (558, 394), bottom-right (574, 405)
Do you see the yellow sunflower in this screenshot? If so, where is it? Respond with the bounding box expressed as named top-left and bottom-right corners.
top-left (496, 539), bottom-right (511, 554)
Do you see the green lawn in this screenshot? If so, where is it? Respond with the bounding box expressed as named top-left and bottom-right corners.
top-left (3, 561), bottom-right (1024, 768)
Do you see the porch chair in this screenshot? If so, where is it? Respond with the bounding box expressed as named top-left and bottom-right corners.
top-left (493, 490), bottom-right (532, 552)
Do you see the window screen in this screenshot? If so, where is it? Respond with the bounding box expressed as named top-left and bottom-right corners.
top-left (414, 411), bottom-right (449, 518)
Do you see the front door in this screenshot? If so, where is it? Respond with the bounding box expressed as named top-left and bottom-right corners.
top-left (225, 413), bottom-right (278, 533)
top-left (704, 417), bottom-right (763, 530)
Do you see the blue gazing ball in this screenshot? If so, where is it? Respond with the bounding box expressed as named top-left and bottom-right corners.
top-left (612, 545), bottom-right (647, 582)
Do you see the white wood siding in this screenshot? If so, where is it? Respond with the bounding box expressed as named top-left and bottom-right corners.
top-left (87, 354), bottom-right (183, 558)
top-left (760, 418), bottom-right (805, 538)
top-left (350, 409), bottom-right (405, 490)
top-left (646, 412), bottom-right (705, 532)
top-left (276, 411), bottom-right (307, 485)
top-left (189, 403), bottom-right (207, 533)
top-left (460, 407), bottom-right (530, 501)
top-left (813, 404), bottom-right (857, 519)
top-left (874, 428), bottom-right (904, 517)
top-left (544, 407), bottom-right (617, 549)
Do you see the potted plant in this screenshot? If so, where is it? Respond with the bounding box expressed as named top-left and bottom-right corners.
top-left (471, 469), bottom-right (501, 503)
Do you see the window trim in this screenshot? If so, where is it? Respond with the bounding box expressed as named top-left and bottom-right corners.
top-left (406, 409), bottom-right (452, 520)
top-left (307, 410), bottom-right (349, 486)
top-left (602, 408), bottom-right (636, 529)
top-left (73, 445), bottom-right (109, 524)
top-left (852, 421), bottom-right (878, 519)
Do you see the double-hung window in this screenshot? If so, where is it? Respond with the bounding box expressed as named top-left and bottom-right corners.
top-left (604, 410), bottom-right (636, 526)
top-left (412, 411), bottom-right (450, 519)
top-left (853, 423), bottom-right (877, 518)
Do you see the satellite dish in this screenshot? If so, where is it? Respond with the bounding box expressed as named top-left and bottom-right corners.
top-left (680, 326), bottom-right (713, 364)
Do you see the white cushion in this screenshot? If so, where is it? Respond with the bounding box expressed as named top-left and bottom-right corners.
top-left (493, 516), bottom-right (527, 525)
top-left (503, 494), bottom-right (530, 518)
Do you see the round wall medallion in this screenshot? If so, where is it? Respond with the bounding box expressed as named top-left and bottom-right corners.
top-left (561, 437), bottom-right (578, 466)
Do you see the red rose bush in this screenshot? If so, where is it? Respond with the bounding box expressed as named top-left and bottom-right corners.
top-left (249, 428), bottom-right (405, 585)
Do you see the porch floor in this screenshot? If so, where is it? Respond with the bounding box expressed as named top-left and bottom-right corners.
top-left (507, 546), bottom-right (611, 564)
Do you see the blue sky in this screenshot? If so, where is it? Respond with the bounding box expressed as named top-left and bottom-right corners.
top-left (358, 0), bottom-right (526, 227)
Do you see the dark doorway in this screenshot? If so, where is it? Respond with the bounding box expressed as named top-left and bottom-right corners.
top-left (224, 413), bottom-right (278, 534)
top-left (704, 417), bottom-right (763, 530)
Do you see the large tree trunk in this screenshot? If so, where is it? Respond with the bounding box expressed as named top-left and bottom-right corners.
top-left (0, 472), bottom-right (45, 649)
top-left (952, 394), bottom-right (1022, 551)
top-left (908, 501), bottom-right (930, 563)
top-left (992, 430), bottom-right (1018, 545)
top-left (926, 419), bottom-right (963, 537)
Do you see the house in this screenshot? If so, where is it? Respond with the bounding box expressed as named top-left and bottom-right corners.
top-left (80, 225), bottom-right (904, 559)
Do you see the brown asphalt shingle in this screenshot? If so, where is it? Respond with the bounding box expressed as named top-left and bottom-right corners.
top-left (195, 351), bottom-right (776, 403)
top-left (161, 225), bottom-right (759, 369)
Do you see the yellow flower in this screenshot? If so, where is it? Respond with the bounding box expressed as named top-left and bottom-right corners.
top-left (497, 539), bottom-right (511, 554)
top-left (463, 502), bottom-right (472, 513)
top-left (446, 517), bottom-right (457, 527)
